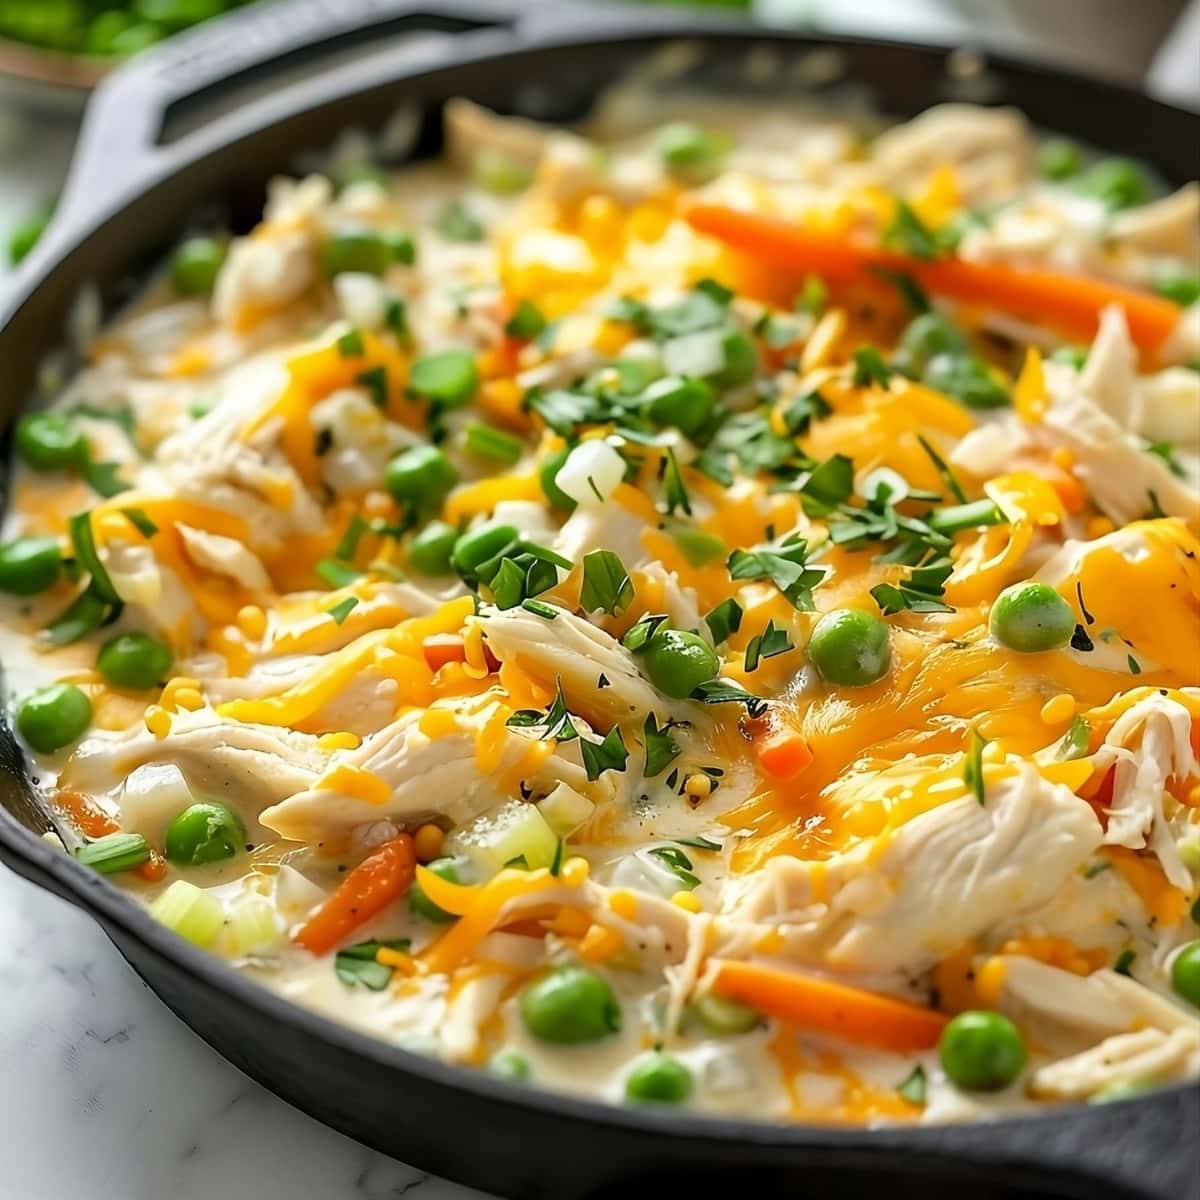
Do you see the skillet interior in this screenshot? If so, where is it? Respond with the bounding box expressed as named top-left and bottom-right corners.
top-left (0, 6), bottom-right (1197, 1197)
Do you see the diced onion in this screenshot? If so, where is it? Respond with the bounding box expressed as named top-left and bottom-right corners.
top-left (333, 273), bottom-right (388, 330)
top-left (536, 783), bottom-right (595, 837)
top-left (554, 440), bottom-right (625, 506)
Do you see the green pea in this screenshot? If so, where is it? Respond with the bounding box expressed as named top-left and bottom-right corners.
top-left (689, 991), bottom-right (760, 1035)
top-left (808, 609), bottom-right (891, 687)
top-left (171, 237), bottom-right (226, 296)
top-left (924, 354), bottom-right (1011, 409)
top-left (320, 227), bottom-right (392, 277)
top-left (655, 122), bottom-right (728, 181)
top-left (408, 521), bottom-right (459, 575)
top-left (895, 312), bottom-right (969, 376)
top-left (409, 856), bottom-right (460, 923)
top-left (1038, 139), bottom-right (1082, 181)
top-left (989, 582), bottom-right (1075, 653)
top-left (641, 629), bottom-right (720, 699)
top-left (1088, 1078), bottom-right (1153, 1105)
top-left (939, 1010), bottom-right (1026, 1091)
top-left (714, 329), bottom-right (757, 389)
top-left (1171, 941), bottom-right (1200, 1009)
top-left (519, 963), bottom-right (621, 1044)
top-left (1154, 271), bottom-right (1200, 308)
top-left (489, 1050), bottom-right (530, 1080)
top-left (1076, 157), bottom-right (1149, 211)
top-left (96, 633), bottom-right (174, 690)
top-left (164, 801), bottom-right (246, 867)
top-left (539, 447), bottom-right (577, 513)
top-left (408, 349), bottom-right (479, 406)
top-left (643, 376), bottom-right (714, 437)
top-left (451, 522), bottom-right (519, 579)
top-left (624, 1052), bottom-right (693, 1105)
top-left (0, 536), bottom-right (62, 595)
top-left (14, 412), bottom-right (85, 472)
top-left (16, 683), bottom-right (92, 755)
top-left (384, 445), bottom-right (458, 508)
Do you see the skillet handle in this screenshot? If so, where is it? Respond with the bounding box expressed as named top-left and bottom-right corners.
top-left (52, 0), bottom-right (521, 244)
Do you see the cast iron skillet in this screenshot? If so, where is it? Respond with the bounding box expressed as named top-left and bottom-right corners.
top-left (1, 2), bottom-right (1198, 1197)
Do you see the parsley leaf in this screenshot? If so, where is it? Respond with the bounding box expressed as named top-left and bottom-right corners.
top-left (705, 598), bottom-right (743, 645)
top-left (691, 679), bottom-right (769, 719)
top-left (870, 558), bottom-right (954, 615)
top-left (883, 201), bottom-right (940, 260)
top-left (334, 939), bottom-right (412, 990)
top-left (728, 533), bottom-right (826, 611)
top-left (643, 713), bottom-right (682, 778)
top-left (506, 680), bottom-right (578, 742)
top-left (661, 447), bottom-right (692, 516)
top-left (796, 453), bottom-right (854, 516)
top-left (579, 726), bottom-right (628, 781)
top-left (852, 347), bottom-right (894, 388)
top-left (743, 619), bottom-right (793, 672)
top-left (648, 845), bottom-right (700, 890)
top-left (623, 613), bottom-right (670, 653)
top-left (581, 550), bottom-right (633, 616)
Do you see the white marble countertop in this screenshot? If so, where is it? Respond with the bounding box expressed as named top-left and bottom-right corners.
top-left (0, 865), bottom-right (485, 1200)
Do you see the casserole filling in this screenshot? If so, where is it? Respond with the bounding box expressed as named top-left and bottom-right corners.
top-left (3, 90), bottom-right (1199, 1123)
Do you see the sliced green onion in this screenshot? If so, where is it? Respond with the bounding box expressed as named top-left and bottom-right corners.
top-left (465, 422), bottom-right (524, 464)
top-left (73, 832), bottom-right (151, 875)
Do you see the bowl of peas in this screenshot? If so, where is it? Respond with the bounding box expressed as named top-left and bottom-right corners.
top-left (0, 0), bottom-right (258, 109)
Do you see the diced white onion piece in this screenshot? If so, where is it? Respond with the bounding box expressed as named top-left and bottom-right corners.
top-left (555, 439), bottom-right (625, 506)
top-left (536, 783), bottom-right (595, 837)
top-left (119, 762), bottom-right (193, 841)
top-left (333, 273), bottom-right (388, 330)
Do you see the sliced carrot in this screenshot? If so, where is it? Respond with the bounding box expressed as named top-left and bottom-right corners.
top-left (294, 835), bottom-right (416, 956)
top-left (685, 205), bottom-right (1182, 357)
top-left (755, 730), bottom-right (815, 780)
top-left (423, 634), bottom-right (468, 672)
top-left (713, 959), bottom-right (948, 1051)
top-left (56, 786), bottom-right (165, 883)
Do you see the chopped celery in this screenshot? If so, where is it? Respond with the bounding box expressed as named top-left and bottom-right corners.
top-left (445, 800), bottom-right (558, 877)
top-left (219, 893), bottom-right (281, 958)
top-left (149, 880), bottom-right (224, 948)
top-left (536, 783), bottom-right (595, 838)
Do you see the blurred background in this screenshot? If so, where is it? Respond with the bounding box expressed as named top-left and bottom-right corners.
top-left (1, 0), bottom-right (1198, 277)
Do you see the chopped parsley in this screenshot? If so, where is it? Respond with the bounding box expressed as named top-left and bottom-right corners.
top-left (661, 447), bottom-right (692, 516)
top-left (851, 347), bottom-right (894, 388)
top-left (623, 613), bottom-right (670, 654)
top-left (964, 728), bottom-right (989, 805)
top-left (648, 845), bottom-right (700, 890)
top-left (691, 679), bottom-right (769, 720)
top-left (728, 533), bottom-right (826, 611)
top-left (507, 680), bottom-right (577, 742)
top-left (643, 713), bottom-right (682, 778)
top-left (870, 558), bottom-right (954, 615)
top-left (743, 619), bottom-right (793, 672)
top-left (579, 726), bottom-right (628, 782)
top-left (883, 201), bottom-right (941, 261)
top-left (704, 598), bottom-right (743, 645)
top-left (580, 550), bottom-right (633, 616)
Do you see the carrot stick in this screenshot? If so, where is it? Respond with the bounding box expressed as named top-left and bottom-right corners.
top-left (685, 204), bottom-right (1182, 356)
top-left (294, 835), bottom-right (416, 956)
top-left (713, 959), bottom-right (948, 1051)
